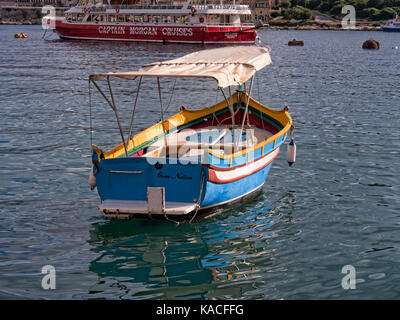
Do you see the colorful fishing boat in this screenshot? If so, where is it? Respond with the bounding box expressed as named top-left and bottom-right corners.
top-left (88, 46), bottom-right (295, 221)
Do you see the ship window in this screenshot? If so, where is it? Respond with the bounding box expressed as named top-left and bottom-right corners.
top-left (118, 15), bottom-right (125, 22)
top-left (109, 15), bottom-right (116, 22)
top-left (77, 14), bottom-right (84, 22)
top-left (134, 16), bottom-right (141, 23)
top-left (127, 15), bottom-right (134, 22)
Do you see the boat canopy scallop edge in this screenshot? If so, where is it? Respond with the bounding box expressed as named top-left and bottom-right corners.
top-left (89, 46), bottom-right (272, 88)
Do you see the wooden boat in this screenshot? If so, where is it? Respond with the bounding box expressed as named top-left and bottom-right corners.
top-left (88, 46), bottom-right (295, 221)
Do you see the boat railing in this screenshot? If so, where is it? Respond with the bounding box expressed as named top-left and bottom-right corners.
top-left (74, 4), bottom-right (249, 11)
top-left (192, 4), bottom-right (249, 10)
top-left (75, 4), bottom-right (185, 10)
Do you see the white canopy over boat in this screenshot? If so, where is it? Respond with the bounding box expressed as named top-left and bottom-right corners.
top-left (89, 46), bottom-right (271, 88)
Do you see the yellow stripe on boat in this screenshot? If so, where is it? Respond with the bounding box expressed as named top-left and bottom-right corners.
top-left (101, 92), bottom-right (291, 161)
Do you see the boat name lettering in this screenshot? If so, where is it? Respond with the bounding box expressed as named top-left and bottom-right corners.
top-left (98, 26), bottom-right (125, 34)
top-left (130, 26), bottom-right (157, 36)
top-left (162, 27), bottom-right (193, 37)
top-left (157, 172), bottom-right (171, 179)
top-left (176, 173), bottom-right (192, 180)
top-left (157, 172), bottom-right (192, 180)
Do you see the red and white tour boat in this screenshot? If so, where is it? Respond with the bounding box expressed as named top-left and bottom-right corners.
top-left (46, 0), bottom-right (258, 44)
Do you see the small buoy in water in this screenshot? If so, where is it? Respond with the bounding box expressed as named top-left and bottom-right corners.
top-left (362, 39), bottom-right (379, 49)
top-left (14, 33), bottom-right (27, 39)
top-left (287, 139), bottom-right (296, 167)
top-left (288, 38), bottom-right (304, 46)
top-left (89, 165), bottom-right (97, 190)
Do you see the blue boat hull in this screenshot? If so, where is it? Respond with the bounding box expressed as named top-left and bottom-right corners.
top-left (94, 152), bottom-right (276, 219)
top-left (381, 26), bottom-right (400, 32)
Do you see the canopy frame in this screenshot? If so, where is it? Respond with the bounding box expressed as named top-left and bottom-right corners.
top-left (88, 46), bottom-right (272, 157)
top-left (89, 46), bottom-right (271, 89)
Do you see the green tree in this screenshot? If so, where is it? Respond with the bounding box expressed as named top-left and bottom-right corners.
top-left (377, 7), bottom-right (397, 19)
top-left (367, 0), bottom-right (384, 9)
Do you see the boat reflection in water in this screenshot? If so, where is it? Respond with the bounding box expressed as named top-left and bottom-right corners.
top-left (86, 196), bottom-right (289, 299)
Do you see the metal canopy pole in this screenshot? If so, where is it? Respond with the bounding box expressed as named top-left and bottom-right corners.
top-left (127, 76), bottom-right (142, 148)
top-left (220, 87), bottom-right (236, 127)
top-left (220, 87), bottom-right (237, 148)
top-left (107, 76), bottom-right (129, 157)
top-left (235, 75), bottom-right (254, 152)
top-left (90, 78), bottom-right (128, 157)
top-left (157, 77), bottom-right (169, 154)
top-left (228, 86), bottom-right (235, 127)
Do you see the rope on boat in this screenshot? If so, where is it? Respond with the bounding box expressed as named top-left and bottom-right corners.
top-left (162, 168), bottom-right (205, 224)
top-left (128, 76), bottom-right (142, 147)
top-left (189, 169), bottom-right (206, 223)
top-left (163, 78), bottom-right (177, 115)
top-left (107, 76), bottom-right (129, 157)
top-left (212, 87), bottom-right (221, 126)
top-left (89, 79), bottom-right (93, 148)
top-left (255, 75), bottom-right (265, 130)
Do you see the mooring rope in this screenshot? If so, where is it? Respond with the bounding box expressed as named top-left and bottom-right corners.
top-left (189, 169), bottom-right (205, 223)
top-left (88, 80), bottom-right (93, 149)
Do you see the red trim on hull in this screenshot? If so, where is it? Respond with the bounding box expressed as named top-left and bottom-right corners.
top-left (55, 21), bottom-right (257, 43)
top-left (207, 148), bottom-right (279, 184)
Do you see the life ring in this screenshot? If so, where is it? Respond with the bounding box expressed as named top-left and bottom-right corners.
top-left (115, 5), bottom-right (119, 13)
top-left (199, 17), bottom-right (204, 23)
top-left (191, 6), bottom-right (196, 15)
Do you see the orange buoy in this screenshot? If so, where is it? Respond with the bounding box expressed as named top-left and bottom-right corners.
top-left (14, 33), bottom-right (27, 39)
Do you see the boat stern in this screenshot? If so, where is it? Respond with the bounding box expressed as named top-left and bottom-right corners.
top-left (92, 150), bottom-right (205, 218)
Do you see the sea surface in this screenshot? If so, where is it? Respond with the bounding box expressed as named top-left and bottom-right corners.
top-left (0, 25), bottom-right (399, 300)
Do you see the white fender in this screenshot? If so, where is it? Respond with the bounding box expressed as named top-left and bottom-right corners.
top-left (89, 165), bottom-right (97, 190)
top-left (287, 140), bottom-right (296, 166)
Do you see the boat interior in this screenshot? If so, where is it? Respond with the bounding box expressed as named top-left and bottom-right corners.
top-left (96, 92), bottom-right (289, 163)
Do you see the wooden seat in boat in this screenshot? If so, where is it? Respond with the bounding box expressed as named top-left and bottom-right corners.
top-left (142, 126), bottom-right (273, 158)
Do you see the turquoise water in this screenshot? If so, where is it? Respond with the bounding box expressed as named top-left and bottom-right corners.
top-left (0, 25), bottom-right (399, 299)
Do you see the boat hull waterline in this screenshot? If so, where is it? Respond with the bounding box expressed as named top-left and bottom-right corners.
top-left (55, 21), bottom-right (257, 43)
